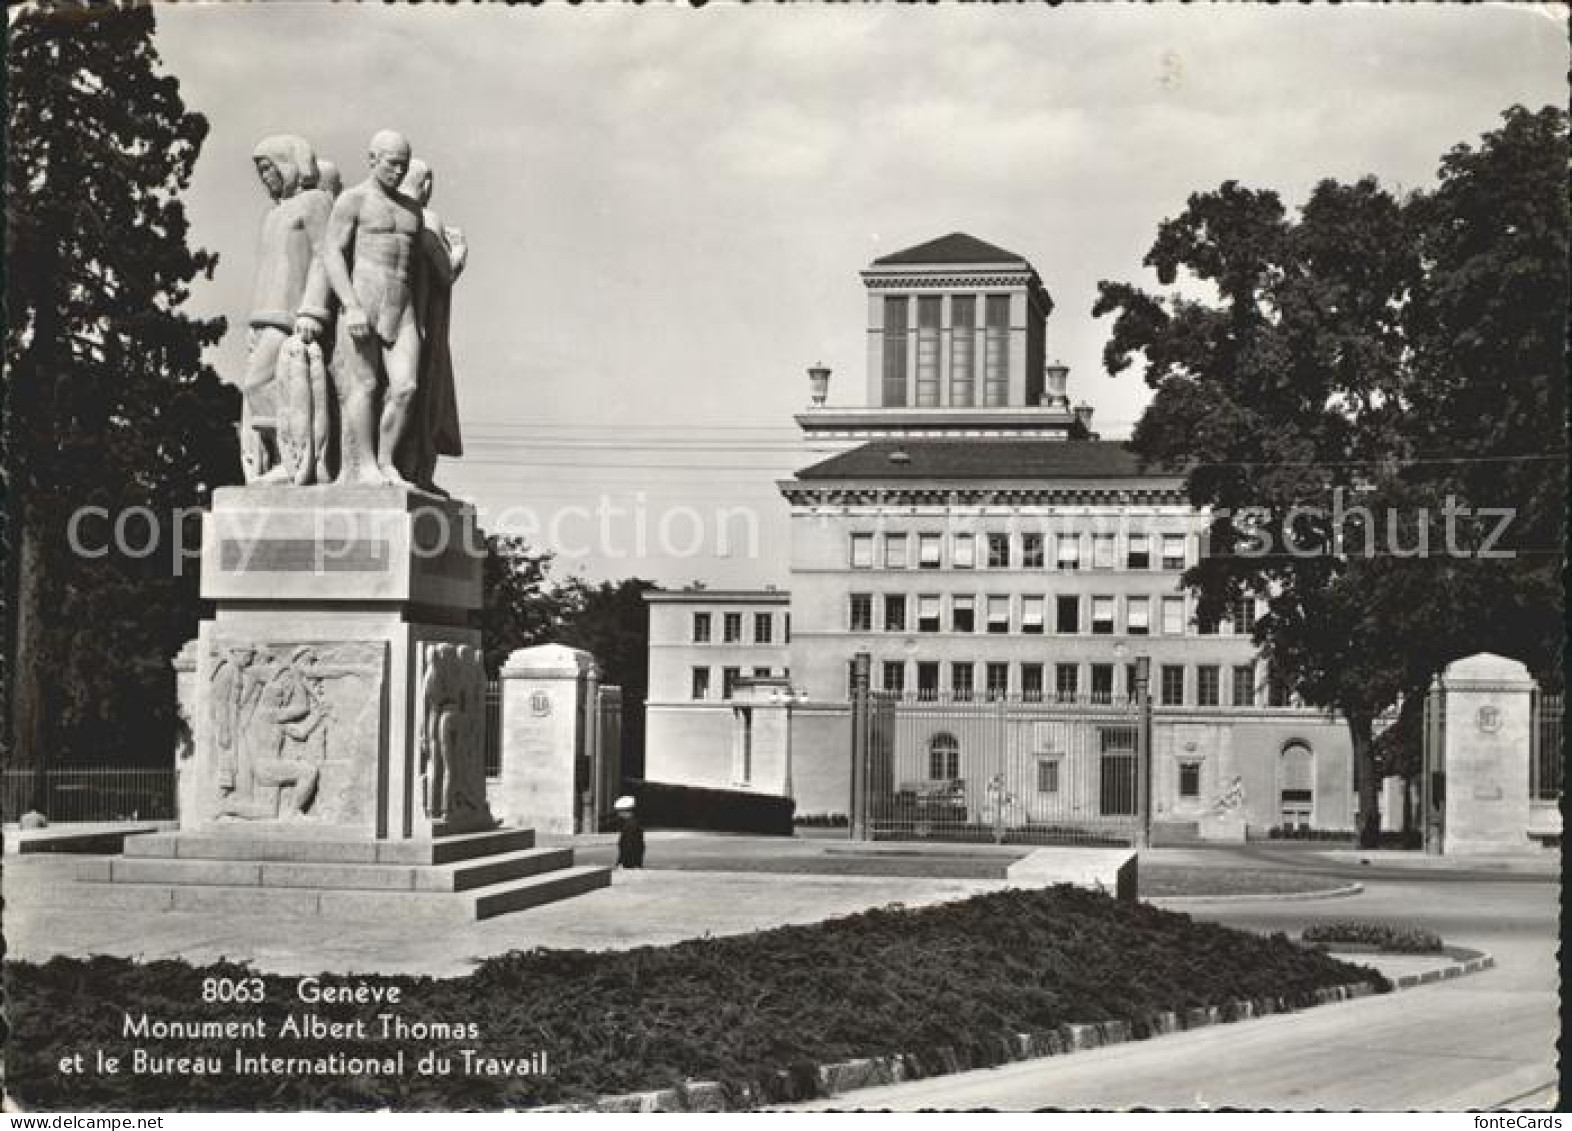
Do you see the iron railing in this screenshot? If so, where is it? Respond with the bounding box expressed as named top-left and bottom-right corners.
top-left (1531, 691), bottom-right (1562, 802)
top-left (484, 680), bottom-right (503, 779)
top-left (3, 768), bottom-right (176, 823)
top-left (853, 688), bottom-right (1145, 846)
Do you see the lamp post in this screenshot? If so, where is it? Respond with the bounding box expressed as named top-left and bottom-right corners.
top-left (807, 363), bottom-right (831, 408)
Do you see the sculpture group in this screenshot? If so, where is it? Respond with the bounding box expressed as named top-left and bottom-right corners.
top-left (241, 129), bottom-right (466, 492)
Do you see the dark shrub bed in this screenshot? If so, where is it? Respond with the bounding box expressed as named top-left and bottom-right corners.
top-left (626, 778), bottom-right (794, 835)
top-left (1300, 921), bottom-right (1443, 953)
top-left (6, 887), bottom-right (1385, 1111)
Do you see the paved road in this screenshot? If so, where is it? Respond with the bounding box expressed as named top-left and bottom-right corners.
top-left (784, 866), bottom-right (1559, 1111)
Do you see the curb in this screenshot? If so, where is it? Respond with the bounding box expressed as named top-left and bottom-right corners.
top-left (1149, 882), bottom-right (1363, 905)
top-left (536, 981), bottom-right (1380, 1112)
top-left (1385, 946), bottom-right (1494, 991)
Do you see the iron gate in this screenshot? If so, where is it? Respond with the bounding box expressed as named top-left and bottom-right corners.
top-left (851, 671), bottom-right (1147, 846)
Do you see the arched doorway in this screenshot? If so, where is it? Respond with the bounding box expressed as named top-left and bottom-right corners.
top-left (1279, 741), bottom-right (1314, 830)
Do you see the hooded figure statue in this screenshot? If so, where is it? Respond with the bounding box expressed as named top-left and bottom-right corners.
top-left (241, 134), bottom-right (335, 483)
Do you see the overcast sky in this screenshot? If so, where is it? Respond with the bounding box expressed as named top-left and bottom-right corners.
top-left (155, 2), bottom-right (1568, 588)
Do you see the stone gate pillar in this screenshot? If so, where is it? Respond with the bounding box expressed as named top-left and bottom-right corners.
top-left (1439, 652), bottom-right (1533, 854)
top-left (497, 644), bottom-right (597, 835)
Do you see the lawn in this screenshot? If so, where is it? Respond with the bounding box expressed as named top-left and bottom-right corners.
top-left (6, 886), bottom-right (1384, 1111)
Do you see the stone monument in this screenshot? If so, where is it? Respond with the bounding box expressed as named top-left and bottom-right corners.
top-left (1436, 652), bottom-right (1534, 855)
top-left (77, 131), bottom-right (609, 919)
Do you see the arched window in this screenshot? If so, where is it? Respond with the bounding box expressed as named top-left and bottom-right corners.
top-left (929, 732), bottom-right (960, 781)
top-left (1280, 741), bottom-right (1314, 829)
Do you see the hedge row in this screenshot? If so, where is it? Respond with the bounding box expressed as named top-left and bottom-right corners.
top-left (625, 779), bottom-right (794, 835)
top-left (7, 886), bottom-right (1385, 1111)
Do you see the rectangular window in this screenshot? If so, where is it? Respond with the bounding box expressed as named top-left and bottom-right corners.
top-left (1021, 662), bottom-right (1045, 702)
top-left (1197, 610), bottom-right (1220, 636)
top-left (847, 660), bottom-right (859, 700)
top-left (953, 534), bottom-right (976, 569)
top-left (1126, 664), bottom-right (1140, 701)
top-left (950, 295), bottom-right (976, 406)
top-left (1161, 665), bottom-right (1185, 706)
top-left (951, 594), bottom-right (976, 634)
top-left (783, 614), bottom-right (791, 643)
top-left (986, 533), bottom-right (1010, 569)
top-left (1055, 663), bottom-right (1080, 702)
top-left (692, 612), bottom-right (711, 643)
top-left (1091, 596), bottom-right (1115, 636)
top-left (1057, 535), bottom-right (1081, 571)
top-left (882, 661), bottom-right (906, 695)
top-left (753, 613), bottom-right (772, 644)
top-left (1161, 534), bottom-right (1186, 571)
top-left (1091, 663), bottom-right (1114, 704)
top-left (1056, 595), bottom-right (1080, 634)
top-left (883, 594), bottom-right (907, 632)
top-left (1268, 672), bottom-right (1292, 707)
top-left (851, 533), bottom-right (874, 569)
top-left (1093, 534), bottom-right (1116, 569)
top-left (849, 594), bottom-right (872, 632)
top-left (882, 296), bottom-right (909, 407)
top-left (930, 738), bottom-right (960, 781)
top-left (918, 595), bottom-right (941, 633)
top-left (1179, 761), bottom-right (1201, 799)
top-left (884, 533), bottom-right (908, 569)
top-left (917, 661), bottom-right (940, 701)
top-left (1021, 595), bottom-right (1045, 635)
top-left (1127, 534), bottom-right (1151, 570)
top-left (1126, 596), bottom-right (1150, 636)
top-left (951, 661), bottom-right (975, 702)
top-left (1231, 597), bottom-right (1257, 634)
top-left (691, 667), bottom-right (710, 700)
top-left (987, 595), bottom-right (1010, 634)
top-left (723, 612), bottom-right (742, 643)
top-left (918, 534), bottom-right (942, 569)
top-left (1232, 665), bottom-right (1257, 707)
top-left (722, 667), bottom-right (741, 700)
top-left (985, 662), bottom-right (1010, 701)
top-left (753, 666), bottom-right (772, 678)
top-left (1162, 596), bottom-right (1184, 635)
top-left (915, 295), bottom-right (941, 407)
top-left (1021, 532), bottom-right (1044, 569)
top-left (1197, 665), bottom-right (1221, 707)
top-left (983, 294), bottom-right (1010, 406)
top-left (1038, 758), bottom-right (1061, 794)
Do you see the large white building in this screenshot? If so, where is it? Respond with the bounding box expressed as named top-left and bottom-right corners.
top-left (645, 234), bottom-right (1355, 839)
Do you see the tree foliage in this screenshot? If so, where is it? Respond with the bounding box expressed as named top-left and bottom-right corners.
top-left (1094, 105), bottom-right (1567, 844)
top-left (4, 5), bottom-right (241, 770)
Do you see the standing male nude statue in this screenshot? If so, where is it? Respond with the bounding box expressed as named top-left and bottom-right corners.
top-left (320, 129), bottom-right (425, 486)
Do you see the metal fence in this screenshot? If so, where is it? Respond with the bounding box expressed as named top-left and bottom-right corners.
top-left (3, 768), bottom-right (176, 823)
top-left (484, 679), bottom-right (503, 779)
top-left (851, 684), bottom-right (1146, 846)
top-left (1531, 691), bottom-right (1562, 801)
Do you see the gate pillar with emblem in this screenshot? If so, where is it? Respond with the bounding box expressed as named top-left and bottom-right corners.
top-left (1437, 652), bottom-right (1534, 854)
top-left (497, 644), bottom-right (598, 835)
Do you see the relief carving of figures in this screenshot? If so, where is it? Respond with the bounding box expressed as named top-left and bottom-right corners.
top-left (419, 642), bottom-right (488, 824)
top-left (396, 158), bottom-right (467, 494)
top-left (212, 646), bottom-right (323, 820)
top-left (241, 136), bottom-right (335, 485)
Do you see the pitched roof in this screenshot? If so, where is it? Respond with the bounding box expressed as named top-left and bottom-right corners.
top-left (870, 232), bottom-right (1027, 267)
top-left (794, 440), bottom-right (1180, 482)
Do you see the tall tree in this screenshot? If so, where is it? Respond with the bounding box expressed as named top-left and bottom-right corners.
top-left (1094, 106), bottom-right (1566, 846)
top-left (4, 5), bottom-right (240, 778)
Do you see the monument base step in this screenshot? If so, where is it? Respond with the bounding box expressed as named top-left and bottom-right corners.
top-left (82, 825), bottom-right (610, 921)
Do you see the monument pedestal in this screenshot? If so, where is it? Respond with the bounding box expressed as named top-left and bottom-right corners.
top-left (82, 486), bottom-right (610, 918)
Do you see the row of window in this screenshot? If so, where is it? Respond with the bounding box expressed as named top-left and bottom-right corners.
top-left (849, 531), bottom-right (1191, 572)
top-left (690, 665), bottom-right (788, 701)
top-left (847, 592), bottom-right (1257, 637)
top-left (690, 611), bottom-right (789, 646)
top-left (882, 294), bottom-right (1011, 409)
top-left (855, 659), bottom-right (1288, 708)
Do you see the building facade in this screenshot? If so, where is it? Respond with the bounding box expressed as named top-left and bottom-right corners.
top-left (644, 233), bottom-right (1356, 838)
